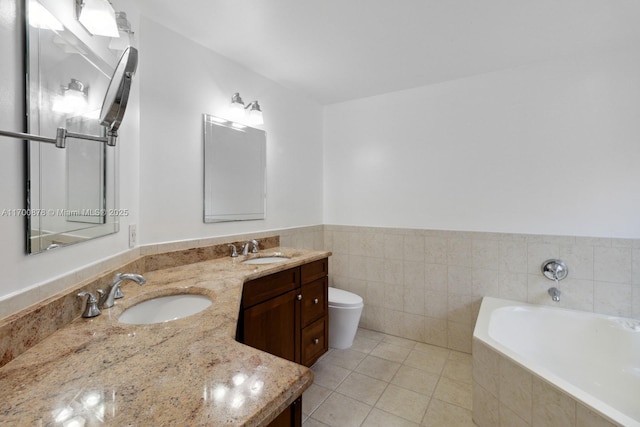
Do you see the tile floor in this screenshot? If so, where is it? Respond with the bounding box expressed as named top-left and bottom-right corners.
top-left (303, 328), bottom-right (476, 426)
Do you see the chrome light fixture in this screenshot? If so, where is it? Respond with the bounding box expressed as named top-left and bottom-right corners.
top-left (75, 0), bottom-right (119, 37)
top-left (229, 92), bottom-right (264, 125)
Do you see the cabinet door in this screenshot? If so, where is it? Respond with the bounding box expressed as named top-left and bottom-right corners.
top-left (243, 289), bottom-right (300, 363)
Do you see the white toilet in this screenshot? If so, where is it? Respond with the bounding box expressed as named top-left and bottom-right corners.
top-left (328, 287), bottom-right (364, 349)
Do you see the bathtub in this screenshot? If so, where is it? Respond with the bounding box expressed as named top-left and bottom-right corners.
top-left (472, 297), bottom-right (640, 427)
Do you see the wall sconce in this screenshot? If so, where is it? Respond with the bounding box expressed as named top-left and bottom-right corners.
top-left (52, 78), bottom-right (89, 115)
top-left (229, 92), bottom-right (264, 126)
top-left (75, 0), bottom-right (119, 37)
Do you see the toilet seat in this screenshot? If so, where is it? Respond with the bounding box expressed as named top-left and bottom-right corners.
top-left (328, 287), bottom-right (363, 308)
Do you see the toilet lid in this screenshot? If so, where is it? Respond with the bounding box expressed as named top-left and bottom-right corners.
top-left (328, 287), bottom-right (363, 308)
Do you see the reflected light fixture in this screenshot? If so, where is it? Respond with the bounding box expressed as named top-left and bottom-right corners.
top-left (229, 92), bottom-right (264, 125)
top-left (75, 0), bottom-right (119, 37)
top-left (52, 78), bottom-right (89, 115)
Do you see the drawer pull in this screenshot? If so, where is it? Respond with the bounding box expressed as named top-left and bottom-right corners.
top-left (313, 298), bottom-right (319, 304)
top-left (297, 294), bottom-right (302, 301)
top-left (313, 338), bottom-right (319, 345)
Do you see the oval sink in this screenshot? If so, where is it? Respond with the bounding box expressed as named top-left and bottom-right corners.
top-left (241, 256), bottom-right (290, 265)
top-left (119, 294), bottom-right (212, 325)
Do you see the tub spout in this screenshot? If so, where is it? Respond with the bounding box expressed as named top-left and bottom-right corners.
top-left (548, 287), bottom-right (561, 302)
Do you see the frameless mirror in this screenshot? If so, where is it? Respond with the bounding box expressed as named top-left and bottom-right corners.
top-left (26, 0), bottom-right (134, 253)
top-left (203, 114), bottom-right (266, 223)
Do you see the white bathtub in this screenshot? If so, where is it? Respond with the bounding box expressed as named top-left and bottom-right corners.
top-left (473, 297), bottom-right (640, 427)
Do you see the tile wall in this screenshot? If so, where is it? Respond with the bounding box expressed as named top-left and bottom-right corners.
top-left (324, 225), bottom-right (640, 353)
top-left (472, 338), bottom-right (618, 426)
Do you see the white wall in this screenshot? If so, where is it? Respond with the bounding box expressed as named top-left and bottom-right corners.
top-left (324, 47), bottom-right (640, 239)
top-left (138, 18), bottom-right (324, 244)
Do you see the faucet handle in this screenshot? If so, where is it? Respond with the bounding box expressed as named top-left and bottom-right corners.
top-left (228, 244), bottom-right (238, 257)
top-left (250, 239), bottom-right (260, 253)
top-left (114, 285), bottom-right (125, 299)
top-left (77, 290), bottom-right (103, 318)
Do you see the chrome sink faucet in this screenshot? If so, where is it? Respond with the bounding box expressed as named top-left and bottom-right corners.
top-left (99, 273), bottom-right (146, 309)
top-left (242, 239), bottom-right (260, 256)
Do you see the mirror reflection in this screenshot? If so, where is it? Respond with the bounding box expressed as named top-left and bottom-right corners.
top-left (26, 0), bottom-right (132, 253)
top-left (203, 114), bottom-right (266, 223)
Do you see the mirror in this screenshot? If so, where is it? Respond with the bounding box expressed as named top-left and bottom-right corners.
top-left (25, 0), bottom-right (135, 253)
top-left (203, 114), bottom-right (266, 223)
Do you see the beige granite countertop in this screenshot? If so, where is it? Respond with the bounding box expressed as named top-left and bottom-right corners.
top-left (0, 247), bottom-right (330, 426)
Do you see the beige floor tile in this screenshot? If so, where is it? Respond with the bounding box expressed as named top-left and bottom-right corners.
top-left (302, 417), bottom-right (331, 427)
top-left (336, 372), bottom-right (388, 405)
top-left (442, 358), bottom-right (473, 384)
top-left (375, 384), bottom-right (431, 423)
top-left (322, 348), bottom-right (368, 370)
top-left (362, 408), bottom-right (420, 427)
top-left (382, 334), bottom-right (419, 349)
top-left (448, 350), bottom-right (473, 363)
top-left (312, 392), bottom-right (372, 427)
top-left (356, 328), bottom-right (387, 342)
top-left (414, 342), bottom-right (451, 357)
top-left (404, 348), bottom-right (448, 375)
top-left (433, 377), bottom-right (473, 410)
top-left (370, 342), bottom-right (413, 363)
top-left (422, 398), bottom-right (475, 427)
top-left (311, 360), bottom-right (351, 390)
top-left (391, 365), bottom-right (440, 396)
top-left (355, 355), bottom-right (401, 382)
top-left (302, 383), bottom-right (332, 417)
top-left (350, 335), bottom-right (380, 354)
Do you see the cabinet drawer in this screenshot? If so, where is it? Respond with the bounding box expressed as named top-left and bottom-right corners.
top-left (301, 258), bottom-right (328, 284)
top-left (301, 317), bottom-right (327, 367)
top-left (301, 277), bottom-right (327, 327)
top-left (243, 268), bottom-right (300, 308)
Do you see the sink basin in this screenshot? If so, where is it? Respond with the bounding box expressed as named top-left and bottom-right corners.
top-left (241, 256), bottom-right (290, 265)
top-left (118, 294), bottom-right (212, 325)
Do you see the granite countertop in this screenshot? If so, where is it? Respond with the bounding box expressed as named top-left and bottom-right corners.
top-left (0, 247), bottom-right (330, 426)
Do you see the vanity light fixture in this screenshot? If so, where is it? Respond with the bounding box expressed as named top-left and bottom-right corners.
top-left (75, 0), bottom-right (119, 38)
top-left (229, 92), bottom-right (264, 125)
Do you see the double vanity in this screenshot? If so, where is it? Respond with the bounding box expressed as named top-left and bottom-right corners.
top-left (0, 242), bottom-right (330, 426)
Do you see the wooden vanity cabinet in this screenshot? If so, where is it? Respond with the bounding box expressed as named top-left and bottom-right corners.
top-left (237, 258), bottom-right (328, 427)
top-left (238, 258), bottom-right (329, 366)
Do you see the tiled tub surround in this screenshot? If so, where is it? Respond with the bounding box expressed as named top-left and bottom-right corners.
top-left (0, 241), bottom-right (330, 425)
top-left (325, 225), bottom-right (640, 353)
top-left (472, 297), bottom-right (638, 427)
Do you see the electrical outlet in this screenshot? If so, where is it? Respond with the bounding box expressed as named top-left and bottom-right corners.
top-left (129, 224), bottom-right (137, 248)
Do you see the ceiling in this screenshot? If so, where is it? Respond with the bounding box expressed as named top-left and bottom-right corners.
top-left (134, 0), bottom-right (640, 105)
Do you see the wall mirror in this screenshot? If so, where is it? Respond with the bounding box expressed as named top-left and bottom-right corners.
top-left (203, 114), bottom-right (266, 223)
top-left (26, 0), bottom-right (133, 253)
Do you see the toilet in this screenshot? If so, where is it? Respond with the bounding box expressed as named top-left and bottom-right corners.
top-left (328, 287), bottom-right (364, 349)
